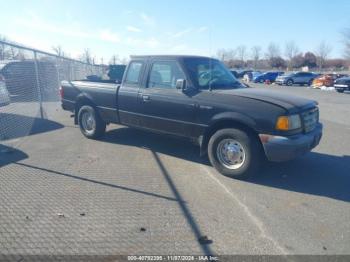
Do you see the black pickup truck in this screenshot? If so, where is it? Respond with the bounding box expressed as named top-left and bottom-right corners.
top-left (61, 55), bottom-right (322, 178)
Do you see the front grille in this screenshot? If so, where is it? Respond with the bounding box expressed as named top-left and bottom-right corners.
top-left (302, 108), bottom-right (319, 133)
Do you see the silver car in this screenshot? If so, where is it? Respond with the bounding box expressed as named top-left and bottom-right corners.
top-left (276, 72), bottom-right (318, 86)
top-left (0, 76), bottom-right (11, 107)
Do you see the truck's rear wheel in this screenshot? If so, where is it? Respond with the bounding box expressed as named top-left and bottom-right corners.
top-left (78, 105), bottom-right (106, 139)
top-left (208, 128), bottom-right (262, 179)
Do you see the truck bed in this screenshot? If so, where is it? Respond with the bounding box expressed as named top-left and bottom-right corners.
top-left (61, 80), bottom-right (120, 124)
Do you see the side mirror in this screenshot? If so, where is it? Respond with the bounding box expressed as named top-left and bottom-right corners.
top-left (176, 79), bottom-right (187, 91)
top-left (115, 79), bottom-right (121, 84)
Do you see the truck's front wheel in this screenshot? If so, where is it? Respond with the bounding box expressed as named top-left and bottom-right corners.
top-left (78, 105), bottom-right (106, 139)
top-left (208, 128), bottom-right (262, 179)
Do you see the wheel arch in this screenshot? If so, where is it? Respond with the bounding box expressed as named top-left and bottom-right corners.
top-left (200, 115), bottom-right (261, 156)
top-left (74, 93), bottom-right (95, 124)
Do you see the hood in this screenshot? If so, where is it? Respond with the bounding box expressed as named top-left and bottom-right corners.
top-left (335, 77), bottom-right (350, 84)
top-left (277, 75), bottom-right (290, 79)
top-left (215, 88), bottom-right (317, 113)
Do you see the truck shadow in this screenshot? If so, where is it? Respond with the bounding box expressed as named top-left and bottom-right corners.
top-left (104, 127), bottom-right (203, 164)
top-left (0, 144), bottom-right (28, 167)
top-left (0, 113), bottom-right (64, 140)
top-left (104, 127), bottom-right (350, 203)
top-left (250, 153), bottom-right (350, 203)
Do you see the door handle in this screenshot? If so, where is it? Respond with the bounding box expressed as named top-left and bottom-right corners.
top-left (142, 95), bottom-right (150, 102)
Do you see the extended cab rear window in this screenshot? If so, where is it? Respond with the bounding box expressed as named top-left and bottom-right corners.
top-left (124, 61), bottom-right (144, 84)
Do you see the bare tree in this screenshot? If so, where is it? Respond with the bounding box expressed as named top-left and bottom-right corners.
top-left (342, 28), bottom-right (350, 60)
top-left (251, 46), bottom-right (262, 69)
top-left (236, 45), bottom-right (247, 62)
top-left (225, 49), bottom-right (236, 61)
top-left (216, 48), bottom-right (236, 62)
top-left (52, 45), bottom-right (65, 57)
top-left (0, 35), bottom-right (9, 60)
top-left (315, 41), bottom-right (332, 70)
top-left (216, 48), bottom-right (227, 61)
top-left (79, 48), bottom-right (93, 64)
top-left (9, 46), bottom-right (17, 59)
top-left (285, 41), bottom-right (299, 69)
top-left (109, 55), bottom-right (119, 65)
top-left (265, 42), bottom-right (281, 60)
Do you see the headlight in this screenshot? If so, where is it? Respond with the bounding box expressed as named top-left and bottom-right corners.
top-left (276, 114), bottom-right (302, 131)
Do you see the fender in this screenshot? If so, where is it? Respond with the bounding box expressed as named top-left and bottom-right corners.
top-left (74, 93), bottom-right (95, 124)
top-left (209, 111), bottom-right (257, 129)
top-left (199, 112), bottom-right (258, 156)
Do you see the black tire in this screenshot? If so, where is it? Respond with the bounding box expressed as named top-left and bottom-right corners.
top-left (286, 79), bottom-right (294, 86)
top-left (78, 105), bottom-right (106, 139)
top-left (208, 128), bottom-right (262, 179)
top-left (336, 89), bottom-right (344, 93)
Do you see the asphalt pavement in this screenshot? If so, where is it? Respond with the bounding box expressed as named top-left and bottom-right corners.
top-left (0, 84), bottom-right (349, 257)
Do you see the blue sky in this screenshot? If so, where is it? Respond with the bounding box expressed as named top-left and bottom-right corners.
top-left (0, 0), bottom-right (349, 62)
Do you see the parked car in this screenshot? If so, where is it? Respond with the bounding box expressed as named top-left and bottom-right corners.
top-left (229, 70), bottom-right (239, 78)
top-left (334, 76), bottom-right (350, 93)
top-left (0, 60), bottom-right (58, 102)
top-left (0, 75), bottom-right (11, 106)
top-left (0, 75), bottom-right (11, 107)
top-left (61, 55), bottom-right (322, 179)
top-left (275, 72), bottom-right (318, 86)
top-left (312, 73), bottom-right (348, 88)
top-left (237, 69), bottom-right (253, 78)
top-left (243, 71), bottom-right (262, 82)
top-left (253, 71), bottom-right (284, 83)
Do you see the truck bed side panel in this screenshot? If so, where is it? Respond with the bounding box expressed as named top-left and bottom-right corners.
top-left (62, 81), bottom-right (119, 124)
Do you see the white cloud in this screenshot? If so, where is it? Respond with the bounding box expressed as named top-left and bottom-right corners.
top-left (126, 25), bottom-right (142, 33)
top-left (198, 26), bottom-right (208, 33)
top-left (6, 33), bottom-right (52, 53)
top-left (99, 29), bottom-right (121, 43)
top-left (14, 13), bottom-right (122, 44)
top-left (171, 44), bottom-right (188, 52)
top-left (145, 37), bottom-right (159, 48)
top-left (126, 36), bottom-right (160, 49)
top-left (14, 14), bottom-right (92, 39)
top-left (140, 12), bottom-right (155, 26)
top-left (170, 28), bottom-right (193, 38)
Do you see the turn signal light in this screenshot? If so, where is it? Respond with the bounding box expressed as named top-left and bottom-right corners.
top-left (276, 116), bottom-right (289, 131)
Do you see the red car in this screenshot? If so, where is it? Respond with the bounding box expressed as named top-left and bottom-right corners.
top-left (312, 73), bottom-right (348, 88)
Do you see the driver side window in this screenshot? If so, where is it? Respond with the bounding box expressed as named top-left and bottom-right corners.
top-left (198, 64), bottom-right (222, 87)
top-left (148, 61), bottom-right (185, 89)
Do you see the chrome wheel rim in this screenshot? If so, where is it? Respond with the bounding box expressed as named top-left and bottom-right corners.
top-left (81, 111), bottom-right (95, 134)
top-left (216, 139), bottom-right (246, 169)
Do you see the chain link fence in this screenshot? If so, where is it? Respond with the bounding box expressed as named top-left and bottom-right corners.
top-left (0, 40), bottom-right (105, 150)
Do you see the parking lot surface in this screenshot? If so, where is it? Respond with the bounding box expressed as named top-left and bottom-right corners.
top-left (0, 84), bottom-right (350, 256)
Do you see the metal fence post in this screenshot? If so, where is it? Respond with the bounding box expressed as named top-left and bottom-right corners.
top-left (55, 62), bottom-right (61, 91)
top-left (33, 51), bottom-right (44, 119)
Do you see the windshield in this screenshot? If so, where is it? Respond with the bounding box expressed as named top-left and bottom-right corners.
top-left (252, 72), bottom-right (262, 77)
top-left (284, 72), bottom-right (295, 77)
top-left (184, 57), bottom-right (243, 90)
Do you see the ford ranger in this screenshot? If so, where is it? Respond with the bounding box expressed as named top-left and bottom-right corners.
top-left (61, 55), bottom-right (323, 178)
